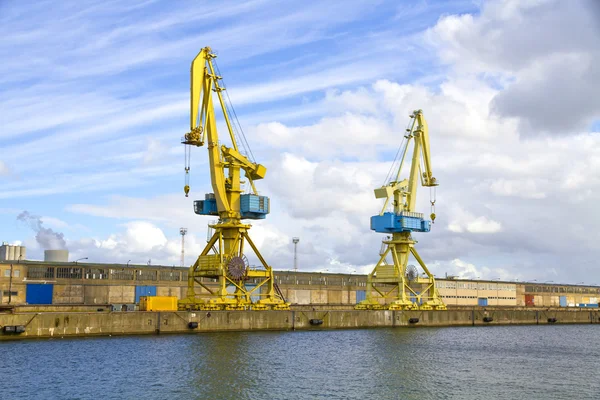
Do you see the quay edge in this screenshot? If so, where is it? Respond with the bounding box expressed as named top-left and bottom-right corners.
top-left (1, 308), bottom-right (600, 340)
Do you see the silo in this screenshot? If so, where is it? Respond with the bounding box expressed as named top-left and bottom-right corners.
top-left (19, 246), bottom-right (26, 261)
top-left (44, 249), bottom-right (69, 262)
top-left (8, 245), bottom-right (15, 261)
top-left (0, 244), bottom-right (8, 261)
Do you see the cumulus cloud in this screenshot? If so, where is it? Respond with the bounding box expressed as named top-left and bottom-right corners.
top-left (66, 221), bottom-right (206, 266)
top-left (429, 0), bottom-right (600, 135)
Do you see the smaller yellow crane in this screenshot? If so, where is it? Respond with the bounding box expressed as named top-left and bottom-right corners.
top-left (356, 110), bottom-right (446, 310)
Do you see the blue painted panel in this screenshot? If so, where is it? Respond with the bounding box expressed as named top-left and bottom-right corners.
top-left (26, 284), bottom-right (53, 305)
top-left (135, 286), bottom-right (157, 303)
top-left (478, 298), bottom-right (488, 307)
top-left (356, 290), bottom-right (366, 303)
top-left (194, 199), bottom-right (218, 216)
top-left (559, 296), bottom-right (567, 307)
top-left (371, 213), bottom-right (431, 233)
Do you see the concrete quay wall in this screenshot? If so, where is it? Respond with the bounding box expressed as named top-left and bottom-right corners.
top-left (1, 309), bottom-right (598, 340)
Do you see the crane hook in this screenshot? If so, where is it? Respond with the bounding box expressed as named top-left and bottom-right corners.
top-left (184, 167), bottom-right (190, 197)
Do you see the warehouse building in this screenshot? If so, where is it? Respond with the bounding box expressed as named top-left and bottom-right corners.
top-left (1, 256), bottom-right (599, 309)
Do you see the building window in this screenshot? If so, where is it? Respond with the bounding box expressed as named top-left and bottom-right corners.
top-left (3, 269), bottom-right (9, 277)
top-left (27, 266), bottom-right (55, 279)
top-left (136, 269), bottom-right (157, 281)
top-left (85, 268), bottom-right (108, 280)
top-left (14, 270), bottom-right (20, 277)
top-left (2, 291), bottom-right (18, 297)
top-left (57, 267), bottom-right (83, 279)
top-left (160, 270), bottom-right (180, 281)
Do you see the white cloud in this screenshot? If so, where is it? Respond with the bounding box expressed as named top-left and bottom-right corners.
top-left (429, 0), bottom-right (600, 135)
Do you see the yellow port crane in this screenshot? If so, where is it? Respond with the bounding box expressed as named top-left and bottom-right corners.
top-left (356, 110), bottom-right (446, 310)
top-left (178, 46), bottom-right (289, 311)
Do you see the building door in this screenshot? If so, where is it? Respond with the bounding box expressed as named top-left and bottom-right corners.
top-left (559, 296), bottom-right (567, 307)
top-left (26, 284), bottom-right (54, 305)
top-left (135, 286), bottom-right (157, 303)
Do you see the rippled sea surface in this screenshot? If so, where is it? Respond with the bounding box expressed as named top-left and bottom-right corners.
top-left (2, 325), bottom-right (599, 399)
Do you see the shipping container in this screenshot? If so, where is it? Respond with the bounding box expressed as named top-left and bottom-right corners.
top-left (139, 296), bottom-right (178, 311)
top-left (135, 286), bottom-right (157, 303)
top-left (26, 283), bottom-right (53, 305)
top-left (478, 298), bottom-right (488, 307)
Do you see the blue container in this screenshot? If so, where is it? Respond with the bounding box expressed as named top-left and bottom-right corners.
top-left (356, 290), bottom-right (366, 303)
top-left (135, 286), bottom-right (157, 304)
top-left (370, 212), bottom-right (431, 233)
top-left (240, 194), bottom-right (269, 219)
top-left (26, 284), bottom-right (53, 305)
top-left (559, 296), bottom-right (567, 307)
top-left (194, 199), bottom-right (218, 216)
top-left (478, 298), bottom-right (488, 306)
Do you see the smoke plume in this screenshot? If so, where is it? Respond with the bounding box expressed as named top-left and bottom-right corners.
top-left (17, 211), bottom-right (67, 250)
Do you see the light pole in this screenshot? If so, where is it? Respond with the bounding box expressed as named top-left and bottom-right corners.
top-left (180, 228), bottom-right (187, 267)
top-left (292, 237), bottom-right (300, 272)
top-left (490, 278), bottom-right (501, 305)
top-left (8, 264), bottom-right (13, 305)
top-left (127, 260), bottom-right (131, 267)
top-left (72, 257), bottom-right (86, 303)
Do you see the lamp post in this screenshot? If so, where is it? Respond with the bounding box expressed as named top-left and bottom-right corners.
top-left (71, 257), bottom-right (87, 304)
top-left (8, 264), bottom-right (13, 305)
top-left (127, 260), bottom-right (131, 267)
top-left (292, 237), bottom-right (300, 272)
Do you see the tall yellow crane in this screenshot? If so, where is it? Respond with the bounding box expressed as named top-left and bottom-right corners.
top-left (178, 46), bottom-right (289, 311)
top-left (356, 110), bottom-right (446, 310)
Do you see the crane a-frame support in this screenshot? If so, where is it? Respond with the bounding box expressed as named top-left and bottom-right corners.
top-left (178, 47), bottom-right (288, 310)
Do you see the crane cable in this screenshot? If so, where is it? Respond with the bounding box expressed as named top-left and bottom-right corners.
top-left (213, 59), bottom-right (255, 163)
top-left (430, 186), bottom-right (436, 223)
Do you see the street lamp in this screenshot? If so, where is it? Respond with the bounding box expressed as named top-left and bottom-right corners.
top-left (127, 260), bottom-right (131, 267)
top-left (292, 237), bottom-right (300, 272)
top-left (75, 257), bottom-right (88, 265)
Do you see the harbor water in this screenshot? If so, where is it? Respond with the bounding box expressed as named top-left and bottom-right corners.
top-left (1, 325), bottom-right (599, 399)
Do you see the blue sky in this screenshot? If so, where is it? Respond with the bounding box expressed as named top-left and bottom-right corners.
top-left (2, 0), bottom-right (600, 283)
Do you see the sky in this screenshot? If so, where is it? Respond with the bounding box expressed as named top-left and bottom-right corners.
top-left (1, 0), bottom-right (600, 284)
